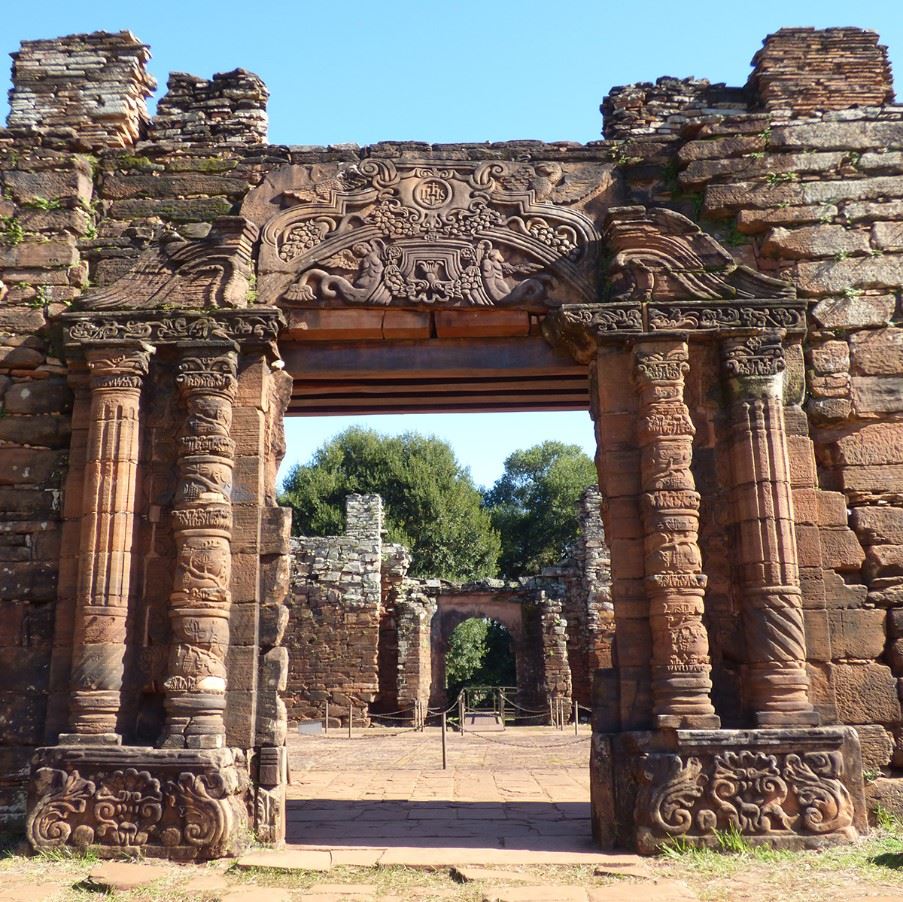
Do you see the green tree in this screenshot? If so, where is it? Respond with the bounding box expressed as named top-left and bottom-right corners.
top-left (445, 617), bottom-right (516, 699)
top-left (484, 440), bottom-right (597, 578)
top-left (279, 427), bottom-right (500, 580)
top-left (445, 618), bottom-right (489, 687)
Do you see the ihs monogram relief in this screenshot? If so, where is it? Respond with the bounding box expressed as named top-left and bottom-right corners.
top-left (257, 160), bottom-right (602, 309)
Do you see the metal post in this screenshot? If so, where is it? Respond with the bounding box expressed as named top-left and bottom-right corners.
top-left (441, 711), bottom-right (448, 770)
top-left (574, 699), bottom-right (579, 735)
top-left (548, 695), bottom-right (554, 727)
top-left (348, 703), bottom-right (353, 739)
top-left (325, 699), bottom-right (329, 736)
top-left (459, 692), bottom-right (465, 735)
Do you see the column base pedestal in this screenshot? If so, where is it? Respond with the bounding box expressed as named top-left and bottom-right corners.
top-left (26, 745), bottom-right (250, 861)
top-left (591, 726), bottom-right (866, 854)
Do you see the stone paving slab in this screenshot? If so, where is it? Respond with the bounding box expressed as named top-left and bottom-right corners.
top-left (482, 882), bottom-right (697, 902)
top-left (285, 726), bottom-right (597, 866)
top-left (86, 862), bottom-right (172, 891)
top-left (235, 849), bottom-right (333, 871)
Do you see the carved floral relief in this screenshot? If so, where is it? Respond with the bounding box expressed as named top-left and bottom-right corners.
top-left (635, 746), bottom-right (855, 844)
top-left (250, 160), bottom-right (606, 309)
top-left (27, 763), bottom-right (246, 858)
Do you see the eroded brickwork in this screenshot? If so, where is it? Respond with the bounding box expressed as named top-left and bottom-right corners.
top-left (285, 495), bottom-right (384, 725)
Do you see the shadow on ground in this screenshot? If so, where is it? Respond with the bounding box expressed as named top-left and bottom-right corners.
top-left (285, 798), bottom-right (593, 850)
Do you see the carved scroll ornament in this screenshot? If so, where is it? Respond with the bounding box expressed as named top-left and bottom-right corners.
top-left (251, 160), bottom-right (604, 310)
top-left (27, 765), bottom-right (243, 856)
top-left (605, 206), bottom-right (797, 302)
top-left (636, 747), bottom-right (855, 843)
top-left (64, 310), bottom-right (284, 347)
top-left (77, 217), bottom-right (259, 312)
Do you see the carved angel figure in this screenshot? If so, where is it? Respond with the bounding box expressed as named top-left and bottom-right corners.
top-left (477, 241), bottom-right (550, 304)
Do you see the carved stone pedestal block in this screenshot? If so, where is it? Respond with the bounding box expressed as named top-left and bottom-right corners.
top-left (591, 726), bottom-right (866, 854)
top-left (26, 745), bottom-right (250, 861)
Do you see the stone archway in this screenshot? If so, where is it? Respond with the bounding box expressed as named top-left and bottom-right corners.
top-left (24, 150), bottom-right (867, 860)
top-left (430, 597), bottom-right (529, 714)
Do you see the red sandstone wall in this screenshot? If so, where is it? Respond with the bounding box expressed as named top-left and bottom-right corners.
top-left (1, 23), bottom-right (903, 827)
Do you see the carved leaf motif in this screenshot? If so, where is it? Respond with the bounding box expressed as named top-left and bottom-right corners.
top-left (711, 752), bottom-right (791, 833)
top-left (26, 768), bottom-right (95, 849)
top-left (637, 754), bottom-right (707, 835)
top-left (167, 772), bottom-right (230, 850)
top-left (784, 752), bottom-right (854, 834)
top-left (93, 768), bottom-right (164, 846)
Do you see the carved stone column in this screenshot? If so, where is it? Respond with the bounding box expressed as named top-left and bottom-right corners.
top-left (633, 339), bottom-right (720, 729)
top-left (721, 332), bottom-right (818, 727)
top-left (66, 342), bottom-right (154, 740)
top-left (162, 344), bottom-right (238, 748)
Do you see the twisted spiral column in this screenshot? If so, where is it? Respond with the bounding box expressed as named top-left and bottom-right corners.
top-left (721, 331), bottom-right (818, 727)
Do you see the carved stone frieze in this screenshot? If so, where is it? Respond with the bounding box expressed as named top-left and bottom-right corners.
top-left (543, 299), bottom-right (806, 365)
top-left (541, 303), bottom-right (642, 363)
top-left (77, 217), bottom-right (259, 311)
top-left (27, 746), bottom-right (249, 860)
top-left (647, 301), bottom-right (805, 334)
top-left (605, 206), bottom-right (797, 302)
top-left (63, 309), bottom-right (284, 346)
top-left (245, 160), bottom-right (606, 309)
top-left (620, 727), bottom-right (866, 853)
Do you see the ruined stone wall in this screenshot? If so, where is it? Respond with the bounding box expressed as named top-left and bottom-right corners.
top-left (533, 487), bottom-right (614, 707)
top-left (285, 495), bottom-right (383, 725)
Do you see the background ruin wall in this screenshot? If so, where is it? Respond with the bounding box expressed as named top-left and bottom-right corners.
top-left (284, 490), bottom-right (611, 725)
top-left (1, 25), bottom-right (903, 829)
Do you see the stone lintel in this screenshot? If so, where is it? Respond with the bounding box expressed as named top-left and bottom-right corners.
top-left (544, 299), bottom-right (807, 363)
top-left (592, 725), bottom-right (866, 855)
top-left (61, 307), bottom-right (285, 349)
top-left (27, 745), bottom-right (250, 861)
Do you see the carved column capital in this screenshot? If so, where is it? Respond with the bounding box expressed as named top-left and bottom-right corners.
top-left (634, 343), bottom-right (691, 386)
top-left (175, 346), bottom-right (238, 400)
top-left (85, 343), bottom-right (155, 392)
top-left (721, 331), bottom-right (786, 398)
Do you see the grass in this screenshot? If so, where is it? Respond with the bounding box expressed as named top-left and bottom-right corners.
top-left (0, 824), bottom-right (902, 901)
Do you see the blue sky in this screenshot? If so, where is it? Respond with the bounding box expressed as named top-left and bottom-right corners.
top-left (3, 1), bottom-right (900, 487)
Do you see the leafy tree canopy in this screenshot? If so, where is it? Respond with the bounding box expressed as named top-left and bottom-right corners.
top-left (483, 440), bottom-right (597, 578)
top-left (279, 427), bottom-right (500, 581)
top-left (445, 617), bottom-right (516, 696)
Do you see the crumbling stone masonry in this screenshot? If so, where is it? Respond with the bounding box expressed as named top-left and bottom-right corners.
top-left (286, 495), bottom-right (384, 725)
top-left (284, 492), bottom-right (607, 724)
top-left (0, 24), bottom-right (901, 856)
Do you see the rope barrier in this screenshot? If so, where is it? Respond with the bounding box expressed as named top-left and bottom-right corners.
top-left (463, 731), bottom-right (592, 749)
